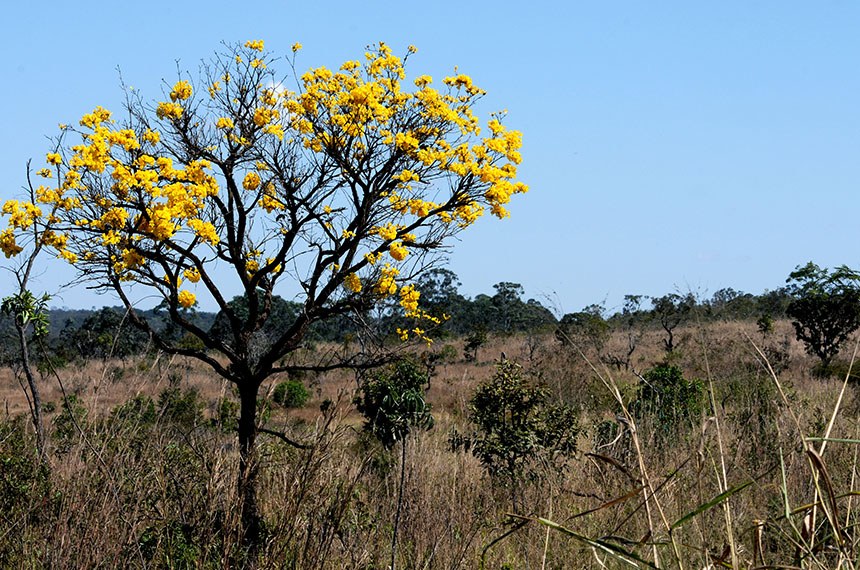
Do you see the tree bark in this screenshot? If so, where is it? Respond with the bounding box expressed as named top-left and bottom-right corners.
top-left (16, 322), bottom-right (45, 465)
top-left (238, 381), bottom-right (262, 564)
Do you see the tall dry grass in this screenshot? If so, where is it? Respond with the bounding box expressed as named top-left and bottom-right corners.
top-left (1, 319), bottom-right (859, 568)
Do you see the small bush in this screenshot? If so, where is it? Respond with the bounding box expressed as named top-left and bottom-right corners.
top-left (630, 364), bottom-right (704, 436)
top-left (272, 380), bottom-right (310, 409)
top-left (355, 358), bottom-right (433, 449)
top-left (158, 387), bottom-right (204, 428)
top-left (214, 397), bottom-right (239, 432)
top-left (111, 394), bottom-right (157, 426)
top-left (458, 360), bottom-right (579, 492)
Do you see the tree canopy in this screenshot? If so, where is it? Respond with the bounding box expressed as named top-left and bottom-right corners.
top-left (1, 39), bottom-right (528, 557)
top-left (784, 262), bottom-right (860, 370)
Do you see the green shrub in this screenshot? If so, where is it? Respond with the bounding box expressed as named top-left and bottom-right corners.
top-left (158, 387), bottom-right (204, 428)
top-left (214, 397), bottom-right (239, 432)
top-left (354, 358), bottom-right (433, 449)
top-left (272, 379), bottom-right (310, 409)
top-left (111, 394), bottom-right (157, 426)
top-left (458, 360), bottom-right (579, 491)
top-left (630, 364), bottom-right (704, 436)
top-left (138, 520), bottom-right (200, 569)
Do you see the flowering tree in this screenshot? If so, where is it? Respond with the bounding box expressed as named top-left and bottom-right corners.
top-left (1, 39), bottom-right (527, 555)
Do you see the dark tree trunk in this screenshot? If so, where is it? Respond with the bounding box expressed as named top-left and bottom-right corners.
top-left (16, 322), bottom-right (45, 464)
top-left (238, 381), bottom-right (262, 564)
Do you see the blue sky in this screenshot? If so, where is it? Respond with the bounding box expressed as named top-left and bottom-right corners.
top-left (2, 1), bottom-right (858, 314)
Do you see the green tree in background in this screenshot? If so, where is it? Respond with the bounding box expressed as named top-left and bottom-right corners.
top-left (785, 262), bottom-right (860, 372)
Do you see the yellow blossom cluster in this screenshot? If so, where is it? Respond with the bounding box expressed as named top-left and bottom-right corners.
top-left (1, 39), bottom-right (527, 341)
top-left (183, 267), bottom-right (201, 283)
top-left (243, 172), bottom-right (262, 191)
top-left (215, 117), bottom-right (234, 130)
top-left (170, 80), bottom-right (193, 102)
top-left (374, 264), bottom-right (399, 296)
top-left (156, 102), bottom-right (183, 120)
top-left (389, 241), bottom-right (408, 261)
top-left (178, 290), bottom-right (196, 308)
top-left (2, 200), bottom-right (42, 230)
top-left (0, 229), bottom-right (22, 257)
top-left (399, 285), bottom-right (420, 316)
top-left (343, 272), bottom-right (362, 293)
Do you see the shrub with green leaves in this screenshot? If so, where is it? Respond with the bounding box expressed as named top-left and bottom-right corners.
top-left (461, 360), bottom-right (579, 488)
top-left (272, 379), bottom-right (309, 409)
top-left (784, 262), bottom-right (860, 372)
top-left (630, 364), bottom-right (704, 436)
top-left (355, 359), bottom-right (434, 449)
top-left (157, 387), bottom-right (204, 428)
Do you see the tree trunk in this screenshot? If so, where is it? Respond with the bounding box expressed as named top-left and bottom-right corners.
top-left (16, 322), bottom-right (45, 464)
top-left (238, 381), bottom-right (262, 564)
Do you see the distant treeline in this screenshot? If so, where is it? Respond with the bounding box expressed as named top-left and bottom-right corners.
top-left (0, 268), bottom-right (794, 365)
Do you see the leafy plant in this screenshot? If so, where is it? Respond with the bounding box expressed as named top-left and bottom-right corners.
top-left (460, 359), bottom-right (578, 504)
top-left (784, 262), bottom-right (860, 372)
top-left (464, 326), bottom-right (487, 362)
top-left (651, 293), bottom-right (695, 353)
top-left (272, 379), bottom-right (310, 409)
top-left (355, 359), bottom-right (434, 449)
top-left (630, 364), bottom-right (704, 436)
top-left (355, 358), bottom-right (433, 570)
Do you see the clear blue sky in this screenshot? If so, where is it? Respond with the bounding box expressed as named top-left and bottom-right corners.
top-left (2, 1), bottom-right (858, 314)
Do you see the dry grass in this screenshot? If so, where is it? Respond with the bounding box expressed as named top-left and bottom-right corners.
top-left (2, 319), bottom-right (860, 568)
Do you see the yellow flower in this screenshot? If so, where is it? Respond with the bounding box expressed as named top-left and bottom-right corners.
top-left (292, 42), bottom-right (303, 52)
top-left (156, 101), bottom-right (183, 120)
top-left (170, 80), bottom-right (193, 102)
top-left (263, 124), bottom-right (284, 140)
top-left (375, 223), bottom-right (398, 241)
top-left (393, 169), bottom-right (419, 183)
top-left (253, 107), bottom-right (278, 127)
top-left (183, 268), bottom-right (201, 283)
top-left (0, 229), bottom-right (22, 258)
top-left (187, 219), bottom-right (220, 245)
top-left (121, 248), bottom-right (145, 269)
top-left (243, 172), bottom-right (262, 191)
top-left (215, 117), bottom-right (234, 130)
top-left (389, 241), bottom-right (408, 261)
top-left (177, 290), bottom-right (196, 309)
top-left (343, 272), bottom-right (362, 293)
top-left (244, 39), bottom-right (265, 51)
top-left (374, 264), bottom-right (399, 296)
top-left (259, 194), bottom-right (284, 212)
top-left (142, 129), bottom-right (161, 144)
top-left (79, 107), bottom-right (112, 129)
top-left (46, 153), bottom-right (62, 165)
top-left (399, 285), bottom-right (420, 315)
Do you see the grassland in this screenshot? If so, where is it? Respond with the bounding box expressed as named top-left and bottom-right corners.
top-left (2, 318), bottom-right (860, 568)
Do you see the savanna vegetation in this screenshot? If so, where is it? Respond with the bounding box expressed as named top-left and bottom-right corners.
top-left (2, 38), bottom-right (860, 570)
top-left (3, 265), bottom-right (860, 568)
